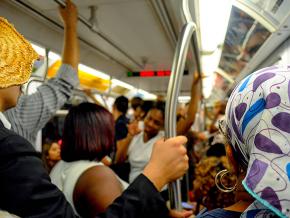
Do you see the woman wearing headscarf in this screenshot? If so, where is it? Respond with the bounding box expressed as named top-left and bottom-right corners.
top-left (197, 66), bottom-right (290, 217)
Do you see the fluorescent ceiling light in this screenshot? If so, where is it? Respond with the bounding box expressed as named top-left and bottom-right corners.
top-left (79, 64), bottom-right (110, 80)
top-left (202, 74), bottom-right (216, 99)
top-left (199, 0), bottom-right (232, 52)
top-left (178, 96), bottom-right (190, 103)
top-left (198, 0), bottom-right (232, 98)
top-left (201, 49), bottom-right (222, 75)
top-left (111, 79), bottom-right (134, 90)
top-left (137, 89), bottom-right (157, 100)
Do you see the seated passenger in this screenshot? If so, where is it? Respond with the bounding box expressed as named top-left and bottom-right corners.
top-left (50, 102), bottom-right (129, 217)
top-left (197, 66), bottom-right (290, 217)
top-left (41, 140), bottom-right (61, 173)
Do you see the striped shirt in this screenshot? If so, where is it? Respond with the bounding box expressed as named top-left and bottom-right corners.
top-left (4, 64), bottom-right (79, 147)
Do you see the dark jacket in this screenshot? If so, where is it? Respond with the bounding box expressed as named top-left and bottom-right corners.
top-left (115, 114), bottom-right (129, 141)
top-left (97, 174), bottom-right (169, 218)
top-left (0, 121), bottom-right (169, 218)
top-left (0, 121), bottom-right (76, 218)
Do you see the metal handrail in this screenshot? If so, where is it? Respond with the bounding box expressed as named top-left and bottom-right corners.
top-left (165, 0), bottom-right (197, 210)
top-left (54, 0), bottom-right (143, 68)
top-left (182, 0), bottom-right (194, 23)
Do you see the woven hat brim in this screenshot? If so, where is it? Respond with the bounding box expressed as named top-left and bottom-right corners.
top-left (0, 17), bottom-right (38, 88)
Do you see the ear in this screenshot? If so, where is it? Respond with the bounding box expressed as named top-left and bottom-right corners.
top-left (225, 143), bottom-right (239, 175)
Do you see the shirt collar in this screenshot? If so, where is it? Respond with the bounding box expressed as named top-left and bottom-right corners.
top-left (0, 112), bottom-right (11, 129)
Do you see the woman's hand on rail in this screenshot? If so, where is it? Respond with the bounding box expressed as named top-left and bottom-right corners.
top-left (169, 209), bottom-right (193, 218)
top-left (143, 136), bottom-right (188, 191)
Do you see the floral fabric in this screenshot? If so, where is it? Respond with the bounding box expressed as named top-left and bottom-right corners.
top-left (225, 66), bottom-right (290, 218)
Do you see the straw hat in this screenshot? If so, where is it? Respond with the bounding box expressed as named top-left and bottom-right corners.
top-left (0, 17), bottom-right (38, 88)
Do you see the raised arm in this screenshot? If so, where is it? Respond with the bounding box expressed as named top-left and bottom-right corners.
top-left (59, 0), bottom-right (79, 69)
top-left (4, 0), bottom-right (80, 145)
top-left (176, 72), bottom-right (201, 135)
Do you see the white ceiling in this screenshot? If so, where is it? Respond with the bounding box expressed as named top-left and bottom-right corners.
top-left (1, 0), bottom-right (195, 95)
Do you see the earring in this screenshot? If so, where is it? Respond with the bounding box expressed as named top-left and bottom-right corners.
top-left (215, 169), bottom-right (237, 193)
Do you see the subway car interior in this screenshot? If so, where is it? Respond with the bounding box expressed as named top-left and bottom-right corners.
top-left (1, 0), bottom-right (290, 217)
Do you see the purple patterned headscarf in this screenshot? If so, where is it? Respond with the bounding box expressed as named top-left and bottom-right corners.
top-left (225, 66), bottom-right (290, 218)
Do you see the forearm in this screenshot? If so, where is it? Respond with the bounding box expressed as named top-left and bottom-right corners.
top-left (115, 135), bottom-right (133, 163)
top-left (177, 81), bottom-right (200, 135)
top-left (62, 26), bottom-right (79, 70)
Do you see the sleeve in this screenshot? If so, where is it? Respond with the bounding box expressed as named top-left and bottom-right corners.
top-left (0, 136), bottom-right (77, 218)
top-left (4, 64), bottom-right (79, 144)
top-left (96, 174), bottom-right (169, 218)
top-left (115, 121), bottom-right (128, 141)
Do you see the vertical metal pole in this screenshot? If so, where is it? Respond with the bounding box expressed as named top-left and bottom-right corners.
top-left (165, 22), bottom-right (196, 210)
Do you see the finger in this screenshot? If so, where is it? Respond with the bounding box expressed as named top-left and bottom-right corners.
top-left (169, 209), bottom-right (193, 218)
top-left (154, 138), bottom-right (165, 146)
top-left (182, 210), bottom-right (193, 218)
top-left (166, 136), bottom-right (187, 146)
top-left (169, 210), bottom-right (183, 218)
top-left (179, 145), bottom-right (187, 155)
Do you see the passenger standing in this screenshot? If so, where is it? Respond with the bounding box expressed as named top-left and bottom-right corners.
top-left (129, 96), bottom-right (143, 121)
top-left (197, 66), bottom-right (290, 218)
top-left (112, 96), bottom-right (129, 142)
top-left (110, 96), bottom-right (130, 180)
top-left (0, 10), bottom-right (191, 218)
top-left (0, 16), bottom-right (76, 217)
top-left (50, 103), bottom-right (128, 217)
top-left (132, 100), bottom-right (154, 130)
top-left (116, 73), bottom-right (201, 183)
top-left (4, 0), bottom-right (79, 146)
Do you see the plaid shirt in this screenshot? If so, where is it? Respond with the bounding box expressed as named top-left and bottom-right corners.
top-left (4, 64), bottom-right (79, 146)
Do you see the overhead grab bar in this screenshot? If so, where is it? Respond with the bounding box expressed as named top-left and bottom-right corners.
top-left (165, 0), bottom-right (197, 210)
top-left (54, 0), bottom-right (143, 68)
top-left (182, 0), bottom-right (194, 24)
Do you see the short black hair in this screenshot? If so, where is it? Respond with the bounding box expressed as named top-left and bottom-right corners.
top-left (139, 101), bottom-right (153, 115)
top-left (150, 101), bottom-right (166, 119)
top-left (61, 103), bottom-right (115, 162)
top-left (114, 96), bottom-right (129, 114)
top-left (131, 96), bottom-right (143, 110)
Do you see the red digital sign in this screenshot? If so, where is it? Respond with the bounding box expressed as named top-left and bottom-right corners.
top-left (128, 70), bottom-right (188, 77)
top-left (140, 71), bottom-right (155, 77)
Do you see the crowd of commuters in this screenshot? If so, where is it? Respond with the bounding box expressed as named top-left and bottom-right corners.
top-left (0, 0), bottom-right (289, 217)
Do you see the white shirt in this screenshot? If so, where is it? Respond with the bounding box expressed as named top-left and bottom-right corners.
top-left (50, 160), bottom-right (128, 216)
top-left (128, 131), bottom-right (164, 183)
top-left (0, 112), bottom-right (11, 129)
